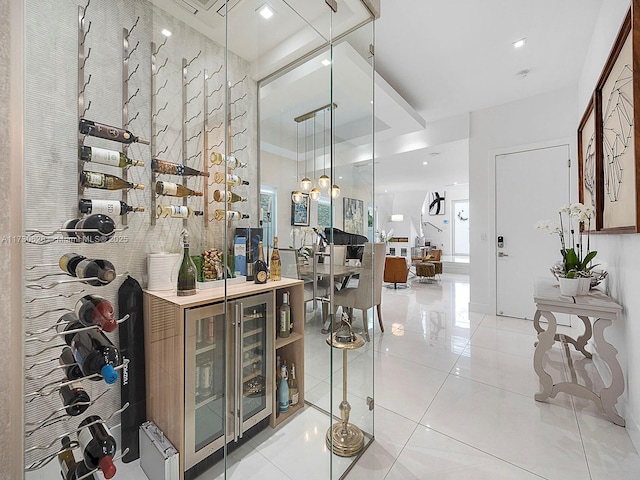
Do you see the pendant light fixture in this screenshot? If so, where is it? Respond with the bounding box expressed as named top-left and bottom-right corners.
top-left (300, 118), bottom-right (312, 192)
top-left (309, 114), bottom-right (321, 202)
top-left (292, 119), bottom-right (304, 204)
top-left (318, 108), bottom-right (330, 190)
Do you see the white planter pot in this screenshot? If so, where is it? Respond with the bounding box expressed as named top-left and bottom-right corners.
top-left (559, 277), bottom-right (580, 296)
top-left (577, 277), bottom-right (591, 295)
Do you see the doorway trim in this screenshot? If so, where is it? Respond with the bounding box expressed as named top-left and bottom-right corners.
top-left (451, 199), bottom-right (470, 256)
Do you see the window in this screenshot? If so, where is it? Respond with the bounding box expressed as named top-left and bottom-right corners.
top-left (260, 186), bottom-right (277, 249)
top-left (317, 196), bottom-right (332, 230)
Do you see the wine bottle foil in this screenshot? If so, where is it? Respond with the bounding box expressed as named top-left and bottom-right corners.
top-left (147, 253), bottom-right (181, 291)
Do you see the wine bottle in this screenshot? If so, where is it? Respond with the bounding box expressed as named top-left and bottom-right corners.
top-left (79, 199), bottom-right (144, 216)
top-left (74, 214), bottom-right (116, 243)
top-left (71, 329), bottom-right (121, 384)
top-left (79, 145), bottom-right (144, 168)
top-left (278, 363), bottom-right (289, 413)
top-left (177, 230), bottom-right (197, 296)
top-left (213, 172), bottom-right (249, 186)
top-left (213, 209), bottom-right (249, 221)
top-left (75, 259), bottom-right (117, 286)
top-left (80, 170), bottom-right (144, 191)
top-left (289, 363), bottom-right (299, 406)
top-left (59, 253), bottom-right (87, 276)
top-left (77, 415), bottom-right (117, 479)
top-left (156, 204), bottom-right (204, 218)
top-left (279, 292), bottom-right (290, 338)
top-left (79, 118), bottom-right (149, 145)
top-left (57, 313), bottom-right (83, 345)
top-left (72, 461), bottom-right (97, 480)
top-left (212, 190), bottom-right (247, 203)
top-left (76, 294), bottom-right (117, 332)
top-left (59, 346), bottom-right (84, 381)
top-left (151, 158), bottom-right (210, 177)
top-left (155, 180), bottom-right (203, 197)
top-left (61, 218), bottom-right (82, 242)
top-left (59, 378), bottom-right (91, 416)
top-left (58, 436), bottom-right (77, 480)
top-left (254, 241), bottom-right (268, 284)
top-left (270, 236), bottom-right (281, 281)
top-left (210, 152), bottom-right (247, 168)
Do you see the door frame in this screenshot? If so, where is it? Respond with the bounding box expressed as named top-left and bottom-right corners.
top-left (487, 137), bottom-right (577, 316)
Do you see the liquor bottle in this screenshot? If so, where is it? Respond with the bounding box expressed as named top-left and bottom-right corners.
top-left (77, 415), bottom-right (117, 479)
top-left (254, 241), bottom-right (268, 284)
top-left (74, 214), bottom-right (116, 243)
top-left (270, 236), bottom-right (281, 281)
top-left (212, 190), bottom-right (247, 203)
top-left (156, 204), bottom-right (204, 218)
top-left (75, 259), bottom-right (117, 286)
top-left (79, 198), bottom-right (144, 216)
top-left (155, 180), bottom-right (203, 197)
top-left (213, 209), bottom-right (249, 221)
top-left (59, 346), bottom-right (84, 381)
top-left (59, 378), bottom-right (91, 416)
top-left (70, 329), bottom-right (121, 384)
top-left (278, 363), bottom-right (289, 413)
top-left (80, 170), bottom-right (144, 191)
top-left (213, 172), bottom-right (249, 186)
top-left (75, 294), bottom-right (117, 332)
top-left (289, 363), bottom-right (299, 406)
top-left (177, 229), bottom-right (197, 296)
top-left (279, 292), bottom-right (290, 338)
top-left (79, 118), bottom-right (149, 145)
top-left (210, 152), bottom-right (247, 168)
top-left (58, 436), bottom-right (77, 480)
top-left (79, 145), bottom-right (144, 168)
top-left (59, 253), bottom-right (87, 276)
top-left (151, 158), bottom-right (210, 177)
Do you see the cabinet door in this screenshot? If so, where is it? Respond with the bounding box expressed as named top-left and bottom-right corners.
top-left (184, 302), bottom-right (227, 469)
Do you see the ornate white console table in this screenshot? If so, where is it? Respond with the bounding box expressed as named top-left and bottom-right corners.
top-left (533, 277), bottom-right (625, 426)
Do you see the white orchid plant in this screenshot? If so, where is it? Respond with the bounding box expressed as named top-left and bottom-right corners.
top-left (536, 202), bottom-right (597, 279)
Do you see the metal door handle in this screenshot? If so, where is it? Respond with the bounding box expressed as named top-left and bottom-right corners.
top-left (498, 252), bottom-right (509, 257)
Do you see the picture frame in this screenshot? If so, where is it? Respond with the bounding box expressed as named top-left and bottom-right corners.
top-left (291, 193), bottom-right (310, 226)
top-left (343, 197), bottom-right (364, 234)
top-left (577, 94), bottom-right (600, 231)
top-left (594, 6), bottom-right (640, 232)
top-left (428, 191), bottom-right (446, 216)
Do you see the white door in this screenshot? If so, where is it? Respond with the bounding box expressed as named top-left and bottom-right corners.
top-left (452, 200), bottom-right (470, 255)
top-left (496, 144), bottom-right (570, 320)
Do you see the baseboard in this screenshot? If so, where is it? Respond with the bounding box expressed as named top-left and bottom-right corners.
top-left (626, 408), bottom-right (640, 453)
top-left (469, 302), bottom-right (493, 315)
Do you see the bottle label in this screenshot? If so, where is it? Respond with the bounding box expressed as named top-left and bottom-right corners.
top-left (163, 182), bottom-right (178, 195)
top-left (86, 172), bottom-right (105, 188)
top-left (256, 270), bottom-right (267, 283)
top-left (171, 206), bottom-right (188, 217)
top-left (280, 311), bottom-right (289, 332)
top-left (91, 147), bottom-right (121, 167)
top-left (90, 199), bottom-right (121, 216)
top-left (291, 391), bottom-right (299, 405)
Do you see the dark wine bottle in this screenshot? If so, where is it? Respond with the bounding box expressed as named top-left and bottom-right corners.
top-left (74, 214), bottom-right (116, 243)
top-left (59, 378), bottom-right (91, 416)
top-left (78, 199), bottom-right (144, 216)
top-left (79, 118), bottom-right (149, 145)
top-left (59, 253), bottom-right (87, 276)
top-left (151, 158), bottom-right (210, 177)
top-left (75, 294), bottom-right (117, 332)
top-left (57, 436), bottom-right (77, 480)
top-left (57, 313), bottom-right (83, 346)
top-left (75, 259), bottom-right (117, 286)
top-left (71, 329), bottom-right (120, 384)
top-left (77, 415), bottom-right (117, 479)
top-left (60, 346), bottom-right (84, 381)
top-left (177, 230), bottom-right (197, 296)
top-left (254, 241), bottom-right (268, 284)
top-left (79, 145), bottom-right (144, 167)
top-left (61, 218), bottom-right (82, 242)
top-left (71, 461), bottom-right (97, 480)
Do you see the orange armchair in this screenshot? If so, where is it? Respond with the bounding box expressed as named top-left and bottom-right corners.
top-left (384, 256), bottom-right (409, 289)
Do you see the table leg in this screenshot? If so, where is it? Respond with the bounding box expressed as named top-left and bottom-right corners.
top-left (593, 318), bottom-right (626, 426)
top-left (534, 309), bottom-right (556, 402)
top-left (571, 316), bottom-right (593, 359)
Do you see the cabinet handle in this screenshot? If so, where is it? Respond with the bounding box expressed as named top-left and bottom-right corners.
top-left (238, 302), bottom-right (244, 439)
top-left (234, 302), bottom-right (240, 442)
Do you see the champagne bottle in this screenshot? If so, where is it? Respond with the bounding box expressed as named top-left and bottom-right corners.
top-left (278, 363), bottom-right (289, 413)
top-left (71, 329), bottom-right (121, 384)
top-left (75, 294), bottom-right (117, 332)
top-left (213, 209), bottom-right (249, 221)
top-left (77, 415), bottom-right (117, 479)
top-left (155, 180), bottom-right (203, 197)
top-left (213, 172), bottom-right (249, 186)
top-left (210, 152), bottom-right (247, 168)
top-left (254, 241), bottom-right (268, 284)
top-left (79, 118), bottom-right (149, 145)
top-left (279, 292), bottom-right (290, 338)
top-left (58, 436), bottom-right (77, 480)
top-left (213, 190), bottom-right (247, 203)
top-left (156, 204), bottom-right (204, 218)
top-left (177, 230), bottom-right (197, 296)
top-left (59, 253), bottom-right (87, 276)
top-left (78, 199), bottom-right (144, 216)
top-left (59, 346), bottom-right (84, 381)
top-left (81, 170), bottom-right (144, 191)
top-left (151, 158), bottom-right (210, 177)
top-left (74, 214), bottom-right (116, 243)
top-left (79, 145), bottom-right (144, 168)
top-left (75, 259), bottom-right (117, 286)
top-left (289, 363), bottom-right (299, 406)
top-left (270, 236), bottom-right (281, 281)
top-left (59, 378), bottom-right (91, 416)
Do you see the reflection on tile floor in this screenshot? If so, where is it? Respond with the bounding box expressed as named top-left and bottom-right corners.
top-left (31, 273), bottom-right (640, 479)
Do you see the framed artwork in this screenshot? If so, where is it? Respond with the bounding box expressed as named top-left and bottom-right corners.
top-left (595, 7), bottom-right (640, 232)
top-left (343, 197), bottom-right (364, 234)
top-left (291, 193), bottom-right (310, 226)
top-left (428, 191), bottom-right (446, 215)
top-left (577, 95), bottom-right (600, 231)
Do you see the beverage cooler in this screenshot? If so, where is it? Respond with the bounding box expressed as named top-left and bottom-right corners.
top-left (183, 293), bottom-right (273, 470)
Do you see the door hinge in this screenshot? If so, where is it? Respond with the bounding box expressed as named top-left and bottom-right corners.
top-left (325, 0), bottom-right (338, 13)
top-left (366, 396), bottom-right (374, 411)
top-left (568, 158), bottom-right (571, 168)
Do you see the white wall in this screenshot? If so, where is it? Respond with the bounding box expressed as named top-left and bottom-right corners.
top-left (576, 0), bottom-right (640, 450)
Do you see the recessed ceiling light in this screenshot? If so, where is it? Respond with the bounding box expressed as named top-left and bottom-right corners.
top-left (161, 29), bottom-right (172, 37)
top-left (422, 161), bottom-right (428, 165)
top-left (258, 4), bottom-right (274, 19)
top-left (321, 59), bottom-right (331, 67)
top-left (339, 176), bottom-right (343, 179)
top-left (513, 38), bottom-right (526, 48)
top-left (384, 189), bottom-right (388, 193)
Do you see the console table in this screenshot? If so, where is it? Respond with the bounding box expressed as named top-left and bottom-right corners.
top-left (533, 277), bottom-right (625, 426)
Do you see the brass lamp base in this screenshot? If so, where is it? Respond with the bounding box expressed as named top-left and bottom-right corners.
top-left (326, 421), bottom-right (364, 457)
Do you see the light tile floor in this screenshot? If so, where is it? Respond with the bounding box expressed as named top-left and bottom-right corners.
top-left (31, 273), bottom-right (640, 479)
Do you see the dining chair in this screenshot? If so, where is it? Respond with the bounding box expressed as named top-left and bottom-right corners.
top-left (280, 248), bottom-right (317, 316)
top-left (332, 242), bottom-right (385, 341)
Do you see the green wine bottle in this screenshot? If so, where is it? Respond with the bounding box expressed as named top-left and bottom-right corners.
top-left (177, 229), bottom-right (197, 296)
